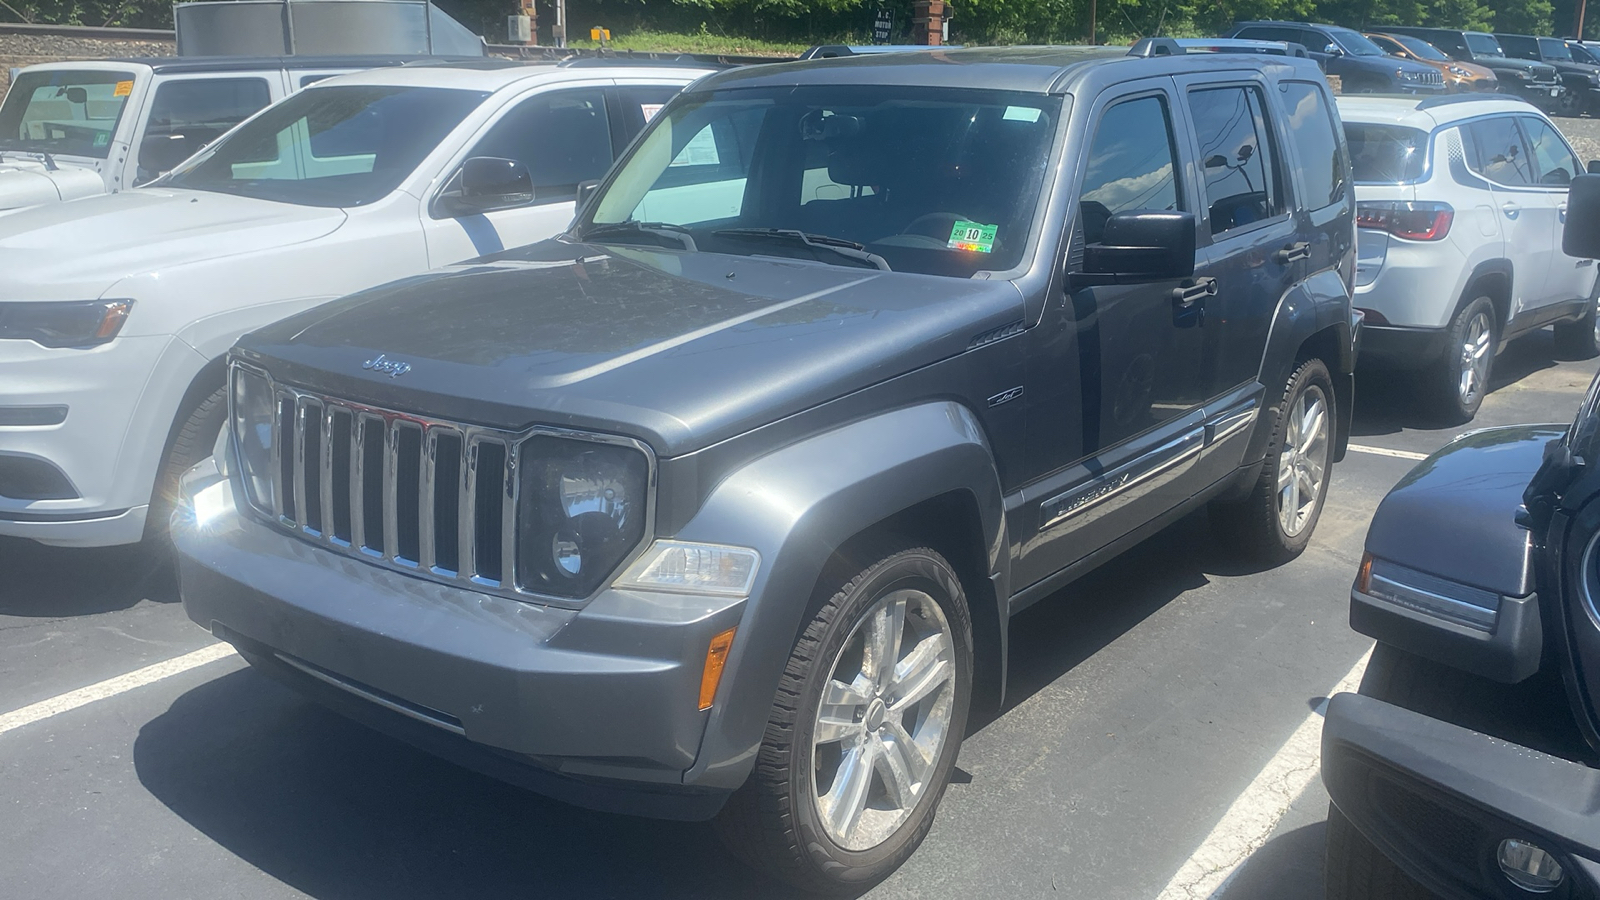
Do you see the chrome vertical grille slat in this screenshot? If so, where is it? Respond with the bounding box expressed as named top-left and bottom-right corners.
top-left (234, 380), bottom-right (655, 608)
top-left (419, 427), bottom-right (438, 572)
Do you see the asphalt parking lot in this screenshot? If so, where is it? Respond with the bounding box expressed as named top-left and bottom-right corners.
top-left (4, 121), bottom-right (1600, 900)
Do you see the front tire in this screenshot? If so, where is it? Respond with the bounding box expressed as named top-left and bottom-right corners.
top-left (1427, 297), bottom-right (1496, 425)
top-left (716, 543), bottom-right (973, 895)
top-left (1553, 284), bottom-right (1600, 360)
top-left (1209, 358), bottom-right (1334, 565)
top-left (145, 382), bottom-right (227, 545)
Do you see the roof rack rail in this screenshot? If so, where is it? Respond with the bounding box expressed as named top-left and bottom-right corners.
top-left (1128, 37), bottom-right (1309, 58)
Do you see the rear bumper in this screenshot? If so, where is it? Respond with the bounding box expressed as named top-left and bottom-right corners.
top-left (1323, 692), bottom-right (1600, 898)
top-left (1354, 324), bottom-right (1450, 370)
top-left (174, 477), bottom-right (747, 820)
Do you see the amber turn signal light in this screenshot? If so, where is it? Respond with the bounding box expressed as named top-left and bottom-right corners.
top-left (1356, 552), bottom-right (1373, 594)
top-left (700, 627), bottom-right (737, 711)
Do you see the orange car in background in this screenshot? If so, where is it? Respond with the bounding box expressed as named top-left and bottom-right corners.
top-left (1368, 32), bottom-right (1499, 91)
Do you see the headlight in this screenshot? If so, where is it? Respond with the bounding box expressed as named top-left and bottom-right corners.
top-left (516, 435), bottom-right (650, 598)
top-left (1449, 65), bottom-right (1468, 76)
top-left (230, 362), bottom-right (278, 515)
top-left (0, 299), bottom-right (133, 347)
top-left (1513, 69), bottom-right (1531, 80)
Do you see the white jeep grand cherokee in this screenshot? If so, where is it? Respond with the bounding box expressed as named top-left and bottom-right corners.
top-left (0, 59), bottom-right (708, 547)
top-left (1340, 94), bottom-right (1600, 422)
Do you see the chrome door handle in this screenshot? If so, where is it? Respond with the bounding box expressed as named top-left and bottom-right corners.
top-left (1274, 241), bottom-right (1311, 264)
top-left (1172, 277), bottom-right (1217, 305)
top-left (1502, 201), bottom-right (1521, 219)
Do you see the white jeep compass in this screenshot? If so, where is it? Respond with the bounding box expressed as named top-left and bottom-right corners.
top-left (1339, 94), bottom-right (1600, 422)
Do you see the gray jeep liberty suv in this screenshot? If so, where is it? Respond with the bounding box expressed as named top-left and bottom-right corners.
top-left (175, 44), bottom-right (1360, 892)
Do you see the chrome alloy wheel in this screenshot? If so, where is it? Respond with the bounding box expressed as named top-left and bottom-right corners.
top-left (1276, 388), bottom-right (1329, 538)
top-left (810, 588), bottom-right (956, 851)
top-left (1458, 310), bottom-right (1493, 408)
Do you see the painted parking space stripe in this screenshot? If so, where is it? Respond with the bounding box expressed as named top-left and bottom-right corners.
top-left (1347, 444), bottom-right (1429, 462)
top-left (1155, 648), bottom-right (1372, 900)
top-left (0, 643), bottom-right (236, 739)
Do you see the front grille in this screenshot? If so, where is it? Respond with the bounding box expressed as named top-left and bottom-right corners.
top-left (263, 389), bottom-right (519, 587)
top-left (1532, 66), bottom-right (1559, 84)
top-left (1419, 70), bottom-right (1444, 86)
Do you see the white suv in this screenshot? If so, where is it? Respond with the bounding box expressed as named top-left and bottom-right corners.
top-left (0, 60), bottom-right (709, 547)
top-left (1339, 94), bottom-right (1599, 422)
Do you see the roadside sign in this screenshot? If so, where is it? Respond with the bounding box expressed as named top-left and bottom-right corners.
top-left (873, 8), bottom-right (892, 43)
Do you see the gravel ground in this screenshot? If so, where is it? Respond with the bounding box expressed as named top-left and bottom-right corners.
top-left (1555, 114), bottom-right (1600, 160)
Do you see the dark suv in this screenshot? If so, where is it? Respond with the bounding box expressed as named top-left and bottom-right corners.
top-left (1386, 26), bottom-right (1567, 111)
top-left (1227, 21), bottom-right (1446, 92)
top-left (1321, 176), bottom-right (1600, 899)
top-left (1497, 32), bottom-right (1600, 116)
top-left (175, 45), bottom-right (1359, 892)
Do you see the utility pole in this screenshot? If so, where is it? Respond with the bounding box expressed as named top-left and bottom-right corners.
top-left (553, 0), bottom-right (566, 47)
top-left (1578, 0), bottom-right (1589, 40)
top-left (1087, 0), bottom-right (1096, 44)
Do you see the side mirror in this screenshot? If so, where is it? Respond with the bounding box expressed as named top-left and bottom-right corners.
top-left (1564, 174), bottom-right (1600, 259)
top-left (1323, 42), bottom-right (1344, 56)
top-left (1082, 210), bottom-right (1197, 281)
top-left (137, 132), bottom-right (194, 177)
top-left (441, 156), bottom-right (533, 216)
top-left (575, 179), bottom-right (601, 214)
top-left (65, 87), bottom-right (88, 105)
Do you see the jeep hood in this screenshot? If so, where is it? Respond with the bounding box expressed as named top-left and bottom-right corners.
top-left (0, 156), bottom-right (105, 210)
top-left (236, 241), bottom-right (1025, 456)
top-left (0, 188), bottom-right (346, 293)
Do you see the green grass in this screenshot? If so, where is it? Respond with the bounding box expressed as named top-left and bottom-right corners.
top-left (565, 28), bottom-right (813, 57)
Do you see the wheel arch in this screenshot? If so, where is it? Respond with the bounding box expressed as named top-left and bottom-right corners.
top-left (1254, 268), bottom-right (1356, 467)
top-left (1460, 259), bottom-right (1513, 333)
top-left (674, 401), bottom-right (1009, 791)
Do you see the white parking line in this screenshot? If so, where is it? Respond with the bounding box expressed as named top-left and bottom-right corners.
top-left (1155, 648), bottom-right (1372, 900)
top-left (1347, 444), bottom-right (1429, 462)
top-left (0, 642), bottom-right (237, 738)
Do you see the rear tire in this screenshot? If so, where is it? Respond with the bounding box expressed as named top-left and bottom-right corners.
top-left (1209, 358), bottom-right (1334, 565)
top-left (716, 543), bottom-right (973, 895)
top-left (144, 382), bottom-right (227, 546)
top-left (1427, 297), bottom-right (1496, 425)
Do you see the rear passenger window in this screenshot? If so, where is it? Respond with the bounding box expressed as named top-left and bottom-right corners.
top-left (1522, 117), bottom-right (1583, 185)
top-left (1281, 81), bottom-right (1347, 210)
top-left (1466, 117), bottom-right (1533, 185)
top-left (1188, 85), bottom-right (1281, 235)
top-left (1078, 95), bottom-right (1181, 244)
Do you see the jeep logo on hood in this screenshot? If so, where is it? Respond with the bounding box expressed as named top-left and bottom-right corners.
top-left (362, 354), bottom-right (412, 378)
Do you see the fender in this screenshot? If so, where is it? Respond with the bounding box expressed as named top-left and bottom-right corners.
top-left (671, 401), bottom-right (1008, 790)
top-left (1251, 267), bottom-right (1356, 467)
top-left (1457, 257), bottom-right (1514, 330)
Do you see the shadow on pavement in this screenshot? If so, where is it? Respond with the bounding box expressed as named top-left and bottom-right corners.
top-left (132, 507), bottom-right (1246, 899)
top-left (1351, 330), bottom-right (1559, 438)
top-left (1215, 821), bottom-right (1327, 900)
top-left (0, 536), bottom-right (178, 617)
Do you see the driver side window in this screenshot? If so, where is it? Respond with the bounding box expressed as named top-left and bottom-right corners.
top-left (467, 89), bottom-right (612, 204)
top-left (1078, 94), bottom-right (1182, 245)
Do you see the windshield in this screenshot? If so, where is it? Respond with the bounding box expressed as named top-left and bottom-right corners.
top-left (1540, 37), bottom-right (1574, 61)
top-left (0, 69), bottom-right (137, 159)
top-left (160, 84), bottom-right (487, 207)
top-left (1345, 123), bottom-right (1429, 183)
top-left (1393, 35), bottom-right (1450, 62)
top-left (581, 86), bottom-right (1062, 278)
top-left (1466, 33), bottom-right (1505, 58)
top-left (1330, 28), bottom-right (1386, 57)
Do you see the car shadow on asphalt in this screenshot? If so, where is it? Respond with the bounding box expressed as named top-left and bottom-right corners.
top-left (1210, 821), bottom-right (1327, 899)
top-left (0, 536), bottom-right (179, 617)
top-left (1351, 330), bottom-right (1560, 438)
top-left (131, 512), bottom-right (1233, 900)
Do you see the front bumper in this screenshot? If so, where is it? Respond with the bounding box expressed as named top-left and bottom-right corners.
top-left (173, 478), bottom-right (747, 820)
top-left (1510, 81), bottom-right (1568, 109)
top-left (1323, 692), bottom-right (1600, 899)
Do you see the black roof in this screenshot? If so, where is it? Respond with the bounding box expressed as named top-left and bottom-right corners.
top-left (65, 54), bottom-right (488, 74)
top-left (694, 45), bottom-right (1317, 95)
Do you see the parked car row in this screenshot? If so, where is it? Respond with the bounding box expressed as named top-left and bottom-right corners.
top-left (4, 35), bottom-right (1600, 896)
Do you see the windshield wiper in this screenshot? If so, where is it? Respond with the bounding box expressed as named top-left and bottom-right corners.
top-left (0, 146), bottom-right (57, 170)
top-left (580, 220), bottom-right (697, 251)
top-left (713, 228), bottom-right (892, 272)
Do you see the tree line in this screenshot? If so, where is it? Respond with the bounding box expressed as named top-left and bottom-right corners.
top-left (1, 0), bottom-right (1591, 48)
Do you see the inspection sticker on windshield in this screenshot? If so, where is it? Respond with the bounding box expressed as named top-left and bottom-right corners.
top-left (948, 220), bottom-right (998, 253)
top-left (113, 81), bottom-right (133, 97)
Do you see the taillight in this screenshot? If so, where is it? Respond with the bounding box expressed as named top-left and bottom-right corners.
top-left (1356, 201), bottom-right (1453, 240)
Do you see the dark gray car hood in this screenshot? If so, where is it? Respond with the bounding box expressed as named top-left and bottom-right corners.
top-left (236, 240), bottom-right (1024, 456)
